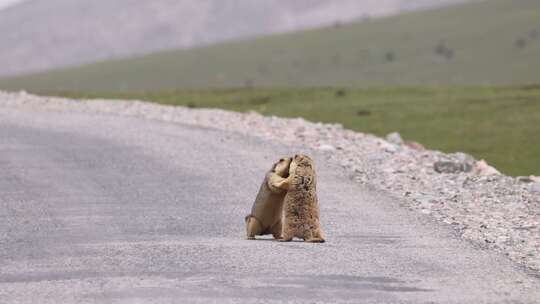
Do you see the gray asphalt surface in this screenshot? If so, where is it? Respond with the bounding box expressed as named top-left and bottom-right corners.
top-left (1, 107), bottom-right (539, 304)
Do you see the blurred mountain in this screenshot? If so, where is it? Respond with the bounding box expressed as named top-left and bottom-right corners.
top-left (0, 0), bottom-right (469, 76)
top-left (0, 0), bottom-right (25, 10)
top-left (2, 0), bottom-right (538, 91)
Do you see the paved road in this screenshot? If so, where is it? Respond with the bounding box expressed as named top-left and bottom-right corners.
top-left (1, 107), bottom-right (539, 304)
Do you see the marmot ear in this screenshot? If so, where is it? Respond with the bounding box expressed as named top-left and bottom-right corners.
top-left (270, 163), bottom-right (277, 172)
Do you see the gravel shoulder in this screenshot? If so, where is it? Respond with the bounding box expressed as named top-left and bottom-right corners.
top-left (1, 91), bottom-right (539, 303)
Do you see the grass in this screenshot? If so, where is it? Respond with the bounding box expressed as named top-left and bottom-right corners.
top-left (1, 0), bottom-right (540, 91)
top-left (55, 86), bottom-right (540, 176)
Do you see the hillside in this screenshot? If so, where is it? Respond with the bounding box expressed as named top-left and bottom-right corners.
top-left (0, 0), bottom-right (538, 92)
top-left (0, 0), bottom-right (466, 77)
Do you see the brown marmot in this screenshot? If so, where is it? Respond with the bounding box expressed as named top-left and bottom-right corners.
top-left (245, 157), bottom-right (292, 240)
top-left (277, 154), bottom-right (325, 243)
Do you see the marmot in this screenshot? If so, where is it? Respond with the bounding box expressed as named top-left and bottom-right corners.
top-left (245, 157), bottom-right (292, 240)
top-left (277, 154), bottom-right (325, 243)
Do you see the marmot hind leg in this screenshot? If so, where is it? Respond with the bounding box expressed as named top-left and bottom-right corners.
top-left (245, 215), bottom-right (263, 240)
top-left (269, 221), bottom-right (282, 240)
top-left (279, 225), bottom-right (293, 242)
top-left (304, 229), bottom-right (325, 243)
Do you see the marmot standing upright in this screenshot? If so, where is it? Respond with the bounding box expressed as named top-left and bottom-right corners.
top-left (277, 154), bottom-right (325, 243)
top-left (245, 157), bottom-right (292, 239)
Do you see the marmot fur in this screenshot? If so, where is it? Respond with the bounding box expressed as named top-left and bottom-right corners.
top-left (277, 154), bottom-right (325, 243)
top-left (245, 157), bottom-right (292, 239)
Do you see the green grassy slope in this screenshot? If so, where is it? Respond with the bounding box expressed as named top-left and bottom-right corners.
top-left (58, 86), bottom-right (540, 176)
top-left (1, 0), bottom-right (540, 92)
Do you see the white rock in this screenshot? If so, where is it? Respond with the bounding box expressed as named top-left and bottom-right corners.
top-left (385, 144), bottom-right (398, 153)
top-left (474, 159), bottom-right (501, 176)
top-left (529, 176), bottom-right (540, 183)
top-left (318, 144), bottom-right (336, 151)
top-left (386, 132), bottom-right (403, 145)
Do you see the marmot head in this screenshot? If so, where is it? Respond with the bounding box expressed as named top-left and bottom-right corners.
top-left (272, 157), bottom-right (292, 178)
top-left (290, 154), bottom-right (314, 173)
